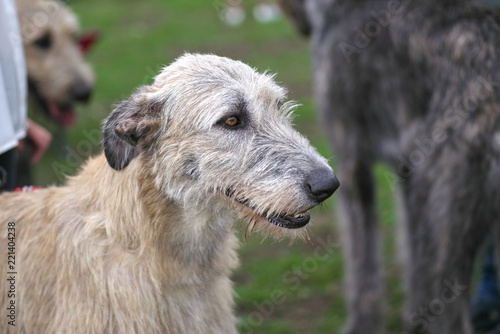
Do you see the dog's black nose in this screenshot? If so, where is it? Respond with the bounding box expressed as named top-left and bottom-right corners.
top-left (305, 168), bottom-right (340, 203)
top-left (71, 82), bottom-right (93, 102)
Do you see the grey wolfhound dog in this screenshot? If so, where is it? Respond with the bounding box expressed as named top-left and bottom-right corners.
top-left (0, 54), bottom-right (339, 333)
top-left (279, 0), bottom-right (500, 333)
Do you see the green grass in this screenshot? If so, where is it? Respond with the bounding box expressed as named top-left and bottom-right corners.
top-left (30, 0), bottom-right (407, 332)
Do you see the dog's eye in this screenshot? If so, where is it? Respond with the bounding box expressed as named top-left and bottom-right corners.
top-left (34, 33), bottom-right (52, 50)
top-left (225, 116), bottom-right (239, 127)
top-left (277, 100), bottom-right (284, 109)
top-left (216, 114), bottom-right (245, 130)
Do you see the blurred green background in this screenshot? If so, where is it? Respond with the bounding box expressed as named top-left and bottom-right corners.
top-left (30, 0), bottom-right (406, 332)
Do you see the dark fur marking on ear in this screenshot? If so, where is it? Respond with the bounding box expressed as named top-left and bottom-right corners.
top-left (102, 108), bottom-right (138, 171)
top-left (102, 90), bottom-right (164, 171)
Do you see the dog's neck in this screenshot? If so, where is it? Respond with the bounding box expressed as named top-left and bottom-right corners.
top-left (69, 153), bottom-right (239, 280)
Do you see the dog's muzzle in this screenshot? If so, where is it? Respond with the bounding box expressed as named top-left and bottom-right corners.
top-left (223, 168), bottom-right (339, 229)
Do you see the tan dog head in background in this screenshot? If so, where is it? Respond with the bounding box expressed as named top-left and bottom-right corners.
top-left (16, 0), bottom-right (95, 127)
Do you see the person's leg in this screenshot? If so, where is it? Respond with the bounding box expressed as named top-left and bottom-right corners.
top-left (0, 148), bottom-right (17, 192)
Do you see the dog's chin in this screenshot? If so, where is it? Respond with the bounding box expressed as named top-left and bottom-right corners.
top-left (28, 80), bottom-right (76, 127)
top-left (223, 191), bottom-right (311, 240)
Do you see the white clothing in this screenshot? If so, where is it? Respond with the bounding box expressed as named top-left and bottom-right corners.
top-left (0, 0), bottom-right (27, 154)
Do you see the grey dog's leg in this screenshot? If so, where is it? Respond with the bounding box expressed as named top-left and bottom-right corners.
top-left (337, 159), bottom-right (384, 334)
top-left (400, 158), bottom-right (492, 334)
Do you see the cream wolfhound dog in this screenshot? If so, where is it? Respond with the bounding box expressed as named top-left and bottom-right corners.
top-left (0, 54), bottom-right (339, 333)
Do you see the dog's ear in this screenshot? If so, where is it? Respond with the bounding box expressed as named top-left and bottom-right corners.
top-left (103, 90), bottom-right (163, 170)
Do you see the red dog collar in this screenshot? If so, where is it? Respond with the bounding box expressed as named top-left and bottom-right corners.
top-left (15, 186), bottom-right (42, 192)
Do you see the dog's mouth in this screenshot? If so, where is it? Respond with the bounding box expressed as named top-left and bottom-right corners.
top-left (28, 80), bottom-right (76, 127)
top-left (47, 101), bottom-right (76, 127)
top-left (267, 212), bottom-right (311, 229)
top-left (224, 189), bottom-right (311, 229)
